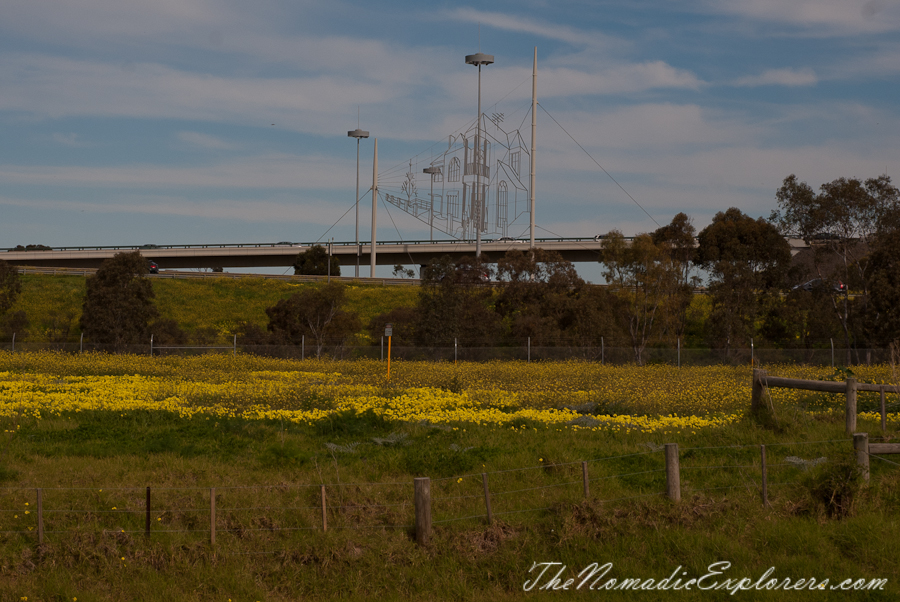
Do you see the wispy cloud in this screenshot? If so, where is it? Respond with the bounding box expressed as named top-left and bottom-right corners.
top-left (443, 7), bottom-right (618, 48)
top-left (701, 0), bottom-right (900, 35)
top-left (732, 68), bottom-right (818, 87)
top-left (0, 193), bottom-right (347, 225)
top-left (0, 153), bottom-right (348, 189)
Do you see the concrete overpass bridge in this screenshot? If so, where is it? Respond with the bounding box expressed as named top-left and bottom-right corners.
top-left (2, 238), bottom-right (810, 271)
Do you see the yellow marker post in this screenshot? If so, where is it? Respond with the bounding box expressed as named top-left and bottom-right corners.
top-left (385, 323), bottom-right (393, 381)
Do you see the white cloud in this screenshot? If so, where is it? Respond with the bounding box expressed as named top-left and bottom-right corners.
top-left (732, 68), bottom-right (818, 87)
top-left (0, 153), bottom-right (349, 189)
top-left (0, 54), bottom-right (394, 131)
top-left (702, 0), bottom-right (900, 34)
top-left (0, 193), bottom-right (345, 224)
top-left (443, 7), bottom-right (618, 48)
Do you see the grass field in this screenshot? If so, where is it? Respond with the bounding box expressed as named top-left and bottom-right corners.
top-left (1, 352), bottom-right (898, 600)
top-left (7, 274), bottom-right (418, 344)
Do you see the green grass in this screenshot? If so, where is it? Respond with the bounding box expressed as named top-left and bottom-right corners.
top-left (0, 407), bottom-right (898, 601)
top-left (8, 274), bottom-right (418, 344)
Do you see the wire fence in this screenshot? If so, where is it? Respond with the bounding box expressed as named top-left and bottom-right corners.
top-left (1, 338), bottom-right (896, 367)
top-left (2, 437), bottom-right (888, 550)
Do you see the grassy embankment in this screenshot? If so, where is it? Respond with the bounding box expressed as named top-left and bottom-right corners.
top-left (7, 273), bottom-right (418, 344)
top-left (0, 354), bottom-right (898, 600)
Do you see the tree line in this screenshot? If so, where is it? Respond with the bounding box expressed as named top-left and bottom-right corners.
top-left (1, 173), bottom-right (898, 362)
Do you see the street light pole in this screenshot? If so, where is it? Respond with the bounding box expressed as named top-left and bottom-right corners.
top-left (465, 51), bottom-right (493, 258)
top-left (422, 166), bottom-right (441, 241)
top-left (348, 127), bottom-right (369, 277)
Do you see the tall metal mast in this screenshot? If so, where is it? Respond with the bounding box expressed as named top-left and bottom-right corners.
top-left (530, 47), bottom-right (537, 249)
top-left (370, 138), bottom-right (378, 277)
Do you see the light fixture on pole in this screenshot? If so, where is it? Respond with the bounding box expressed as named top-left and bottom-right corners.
top-left (465, 51), bottom-right (493, 258)
top-left (422, 166), bottom-right (441, 241)
top-left (348, 126), bottom-right (369, 277)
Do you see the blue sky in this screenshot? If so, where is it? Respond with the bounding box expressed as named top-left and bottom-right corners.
top-left (2, 0), bottom-right (898, 279)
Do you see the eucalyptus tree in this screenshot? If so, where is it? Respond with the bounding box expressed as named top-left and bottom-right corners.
top-left (601, 231), bottom-right (680, 365)
top-left (80, 251), bottom-right (158, 351)
top-left (695, 208), bottom-right (791, 354)
top-left (771, 174), bottom-right (900, 354)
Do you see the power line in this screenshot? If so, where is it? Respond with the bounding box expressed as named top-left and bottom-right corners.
top-left (538, 103), bottom-right (660, 228)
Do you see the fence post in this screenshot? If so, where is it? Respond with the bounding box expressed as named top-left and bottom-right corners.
top-left (209, 487), bottom-right (216, 546)
top-left (414, 477), bottom-right (431, 546)
top-left (455, 338), bottom-right (458, 364)
top-left (750, 337), bottom-right (754, 367)
top-left (677, 337), bottom-right (681, 368)
top-left (853, 433), bottom-right (869, 482)
top-left (302, 335), bottom-right (305, 360)
top-left (145, 487), bottom-right (151, 537)
top-left (80, 332), bottom-right (83, 354)
top-left (321, 485), bottom-right (327, 531)
top-left (150, 334), bottom-right (153, 356)
top-left (11, 332), bottom-right (14, 353)
top-left (665, 444), bottom-right (680, 502)
top-left (582, 461), bottom-right (589, 498)
top-left (527, 337), bottom-right (531, 363)
top-left (751, 369), bottom-right (767, 414)
top-left (845, 378), bottom-right (858, 435)
top-left (830, 338), bottom-right (834, 369)
top-left (233, 334), bottom-right (237, 356)
top-left (760, 445), bottom-right (768, 507)
top-left (36, 488), bottom-right (44, 544)
top-left (482, 473), bottom-right (493, 524)
top-left (880, 386), bottom-right (887, 433)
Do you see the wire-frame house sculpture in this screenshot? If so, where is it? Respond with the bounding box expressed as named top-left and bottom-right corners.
top-left (383, 113), bottom-right (531, 240)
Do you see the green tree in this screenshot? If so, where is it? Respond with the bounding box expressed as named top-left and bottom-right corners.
top-left (0, 259), bottom-right (24, 342)
top-left (601, 231), bottom-right (680, 364)
top-left (0, 259), bottom-right (21, 319)
top-left (495, 248), bottom-right (584, 345)
top-left (368, 306), bottom-right (418, 346)
top-left (80, 251), bottom-right (158, 351)
top-left (651, 212), bottom-right (699, 340)
top-left (392, 264), bottom-right (416, 279)
top-left (695, 208), bottom-right (791, 353)
top-left (772, 174), bottom-right (899, 355)
top-left (864, 231), bottom-right (900, 346)
top-left (415, 255), bottom-right (499, 347)
top-left (266, 282), bottom-right (360, 357)
top-left (292, 245), bottom-right (340, 276)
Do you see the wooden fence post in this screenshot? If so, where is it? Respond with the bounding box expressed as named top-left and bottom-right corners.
top-left (321, 485), bottom-right (327, 532)
top-left (845, 378), bottom-right (858, 435)
top-left (582, 461), bottom-right (590, 498)
top-left (482, 473), bottom-right (493, 524)
top-left (665, 444), bottom-right (680, 502)
top-left (36, 488), bottom-right (44, 544)
top-left (751, 369), bottom-right (767, 413)
top-left (209, 487), bottom-right (216, 546)
top-left (414, 477), bottom-right (431, 546)
top-left (854, 433), bottom-right (869, 483)
top-left (880, 387), bottom-right (887, 433)
top-left (760, 445), bottom-right (768, 507)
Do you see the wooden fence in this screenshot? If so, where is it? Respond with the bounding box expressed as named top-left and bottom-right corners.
top-left (15, 437), bottom-right (893, 548)
top-left (751, 369), bottom-right (899, 434)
